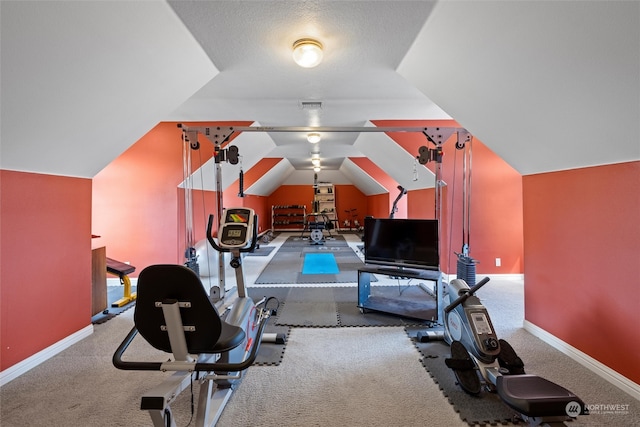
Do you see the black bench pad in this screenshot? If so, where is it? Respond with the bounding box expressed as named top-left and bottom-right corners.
top-left (106, 257), bottom-right (136, 276)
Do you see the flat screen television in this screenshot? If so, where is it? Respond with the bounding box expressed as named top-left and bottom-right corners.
top-left (363, 217), bottom-right (439, 271)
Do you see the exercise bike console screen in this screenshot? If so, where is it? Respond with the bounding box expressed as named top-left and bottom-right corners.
top-left (219, 208), bottom-right (255, 248)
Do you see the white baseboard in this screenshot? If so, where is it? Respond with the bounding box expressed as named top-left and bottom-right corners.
top-left (0, 324), bottom-right (94, 387)
top-left (524, 320), bottom-right (640, 402)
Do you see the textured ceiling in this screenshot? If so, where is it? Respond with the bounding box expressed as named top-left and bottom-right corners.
top-left (1, 1), bottom-right (638, 191)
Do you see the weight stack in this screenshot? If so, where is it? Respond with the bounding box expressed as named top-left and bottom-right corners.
top-left (184, 247), bottom-right (200, 276)
top-left (456, 253), bottom-right (477, 286)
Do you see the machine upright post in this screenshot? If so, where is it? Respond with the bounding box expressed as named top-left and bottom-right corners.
top-left (214, 151), bottom-right (225, 300)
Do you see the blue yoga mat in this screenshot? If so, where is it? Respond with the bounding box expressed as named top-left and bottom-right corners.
top-left (302, 253), bottom-right (339, 274)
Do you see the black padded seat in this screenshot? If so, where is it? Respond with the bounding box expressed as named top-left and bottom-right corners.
top-left (106, 257), bottom-right (136, 276)
top-left (134, 264), bottom-right (245, 354)
top-left (497, 374), bottom-right (584, 417)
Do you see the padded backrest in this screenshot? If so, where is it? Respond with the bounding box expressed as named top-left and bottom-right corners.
top-left (134, 264), bottom-right (222, 354)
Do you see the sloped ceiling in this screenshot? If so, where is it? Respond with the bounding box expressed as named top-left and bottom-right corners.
top-left (1, 1), bottom-right (638, 188)
top-left (398, 1), bottom-right (640, 175)
top-left (0, 1), bottom-right (216, 177)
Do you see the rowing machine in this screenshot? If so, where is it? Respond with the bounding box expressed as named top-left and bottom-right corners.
top-left (442, 277), bottom-right (589, 426)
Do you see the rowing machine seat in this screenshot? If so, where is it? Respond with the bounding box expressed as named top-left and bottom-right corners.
top-left (134, 264), bottom-right (245, 354)
top-left (496, 374), bottom-right (586, 418)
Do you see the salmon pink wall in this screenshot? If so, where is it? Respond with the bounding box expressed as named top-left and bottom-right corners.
top-left (177, 188), bottom-right (216, 262)
top-left (265, 184), bottom-right (369, 230)
top-left (367, 194), bottom-right (392, 218)
top-left (349, 157), bottom-right (400, 217)
top-left (92, 122), bottom-right (251, 276)
top-left (240, 195), bottom-right (269, 234)
top-left (523, 161), bottom-right (640, 384)
top-left (93, 122), bottom-right (185, 271)
top-left (335, 185), bottom-right (368, 227)
top-left (267, 185), bottom-right (315, 210)
top-left (373, 120), bottom-right (524, 275)
top-left (462, 141), bottom-right (523, 274)
top-left (407, 188), bottom-right (436, 219)
top-left (1, 170), bottom-right (92, 371)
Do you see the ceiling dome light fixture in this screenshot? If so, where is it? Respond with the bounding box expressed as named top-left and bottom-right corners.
top-left (313, 166), bottom-right (321, 172)
top-left (292, 38), bottom-right (323, 68)
top-left (311, 159), bottom-right (321, 167)
top-left (307, 132), bottom-right (321, 143)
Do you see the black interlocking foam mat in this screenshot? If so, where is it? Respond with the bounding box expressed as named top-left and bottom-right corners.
top-left (249, 286), bottom-right (433, 328)
top-left (254, 324), bottom-right (290, 366)
top-left (91, 286), bottom-right (137, 324)
top-left (276, 301), bottom-right (339, 327)
top-left (405, 326), bottom-right (520, 426)
top-left (338, 302), bottom-right (430, 327)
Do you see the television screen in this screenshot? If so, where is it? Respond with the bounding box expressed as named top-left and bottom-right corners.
top-left (363, 217), bottom-right (439, 270)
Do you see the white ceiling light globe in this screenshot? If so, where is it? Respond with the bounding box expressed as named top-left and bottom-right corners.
top-left (293, 39), bottom-right (323, 68)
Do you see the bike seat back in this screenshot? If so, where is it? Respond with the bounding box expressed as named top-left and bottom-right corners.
top-left (134, 264), bottom-right (245, 355)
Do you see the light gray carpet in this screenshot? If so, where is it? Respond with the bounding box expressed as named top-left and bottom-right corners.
top-left (1, 278), bottom-right (638, 427)
top-left (217, 327), bottom-right (465, 427)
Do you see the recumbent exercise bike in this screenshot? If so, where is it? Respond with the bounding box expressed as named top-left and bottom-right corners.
top-left (113, 207), bottom-right (274, 427)
top-left (441, 277), bottom-right (589, 426)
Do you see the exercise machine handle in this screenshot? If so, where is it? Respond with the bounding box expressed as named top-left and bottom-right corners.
top-left (113, 310), bottom-right (270, 372)
top-left (245, 218), bottom-right (259, 253)
top-left (389, 185), bottom-right (407, 219)
top-left (206, 214), bottom-right (258, 254)
top-left (444, 276), bottom-right (491, 314)
top-left (206, 214), bottom-right (224, 252)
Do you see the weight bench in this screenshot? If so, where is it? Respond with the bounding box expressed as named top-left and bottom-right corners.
top-left (106, 257), bottom-right (136, 307)
top-left (301, 212), bottom-right (335, 244)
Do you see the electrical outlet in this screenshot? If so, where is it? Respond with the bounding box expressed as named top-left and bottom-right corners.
top-left (495, 258), bottom-right (501, 267)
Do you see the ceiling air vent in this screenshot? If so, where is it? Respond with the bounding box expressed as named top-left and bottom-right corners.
top-left (299, 101), bottom-right (323, 110)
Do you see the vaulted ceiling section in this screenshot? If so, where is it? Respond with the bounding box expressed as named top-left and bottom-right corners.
top-left (2, 1), bottom-right (638, 194)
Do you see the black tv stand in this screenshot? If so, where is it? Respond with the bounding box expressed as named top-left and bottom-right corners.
top-left (357, 265), bottom-right (443, 323)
